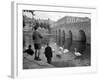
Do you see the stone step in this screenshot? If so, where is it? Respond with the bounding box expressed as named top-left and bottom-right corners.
top-left (23, 57), bottom-right (54, 69)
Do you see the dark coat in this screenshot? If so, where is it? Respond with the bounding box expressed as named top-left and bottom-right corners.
top-left (24, 49), bottom-right (34, 56)
top-left (32, 31), bottom-right (43, 44)
top-left (44, 46), bottom-right (52, 58)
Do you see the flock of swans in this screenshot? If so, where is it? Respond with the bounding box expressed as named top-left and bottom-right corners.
top-left (41, 42), bottom-right (82, 57)
top-left (53, 43), bottom-right (82, 57)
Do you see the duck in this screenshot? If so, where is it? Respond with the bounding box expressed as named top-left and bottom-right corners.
top-left (74, 48), bottom-right (82, 56)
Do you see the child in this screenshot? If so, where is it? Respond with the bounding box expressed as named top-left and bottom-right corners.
top-left (44, 43), bottom-right (53, 64)
top-left (24, 45), bottom-right (34, 56)
top-left (32, 26), bottom-right (43, 61)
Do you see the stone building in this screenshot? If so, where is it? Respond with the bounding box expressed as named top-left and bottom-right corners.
top-left (52, 16), bottom-right (91, 44)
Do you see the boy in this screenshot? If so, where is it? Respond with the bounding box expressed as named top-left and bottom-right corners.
top-left (24, 45), bottom-right (34, 56)
top-left (32, 26), bottom-right (43, 61)
top-left (44, 43), bottom-right (53, 64)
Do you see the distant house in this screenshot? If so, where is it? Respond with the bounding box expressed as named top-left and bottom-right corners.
top-left (52, 16), bottom-right (91, 44)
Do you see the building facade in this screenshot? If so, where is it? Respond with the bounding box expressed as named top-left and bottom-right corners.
top-left (52, 16), bottom-right (91, 44)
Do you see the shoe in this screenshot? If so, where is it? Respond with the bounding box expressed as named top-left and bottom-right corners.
top-left (34, 57), bottom-right (38, 60)
top-left (37, 57), bottom-right (41, 61)
top-left (34, 57), bottom-right (41, 61)
top-left (38, 58), bottom-right (41, 61)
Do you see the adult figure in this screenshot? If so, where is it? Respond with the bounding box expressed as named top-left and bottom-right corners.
top-left (32, 26), bottom-right (43, 61)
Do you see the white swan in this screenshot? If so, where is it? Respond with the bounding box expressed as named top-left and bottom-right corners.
top-left (52, 48), bottom-right (55, 53)
top-left (54, 43), bottom-right (57, 45)
top-left (59, 47), bottom-right (64, 51)
top-left (41, 46), bottom-right (44, 49)
top-left (59, 47), bottom-right (69, 54)
top-left (56, 50), bottom-right (62, 58)
top-left (74, 48), bottom-right (82, 56)
top-left (58, 50), bottom-right (62, 54)
top-left (63, 49), bottom-right (69, 54)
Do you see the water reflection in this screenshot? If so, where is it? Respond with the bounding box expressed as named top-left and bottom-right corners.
top-left (64, 39), bottom-right (86, 53)
top-left (64, 38), bottom-right (72, 50)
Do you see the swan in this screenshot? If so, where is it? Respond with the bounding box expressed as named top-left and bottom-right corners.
top-left (59, 47), bottom-right (69, 54)
top-left (74, 48), bottom-right (82, 56)
top-left (59, 47), bottom-right (64, 51)
top-left (52, 48), bottom-right (55, 53)
top-left (41, 46), bottom-right (44, 49)
top-left (54, 43), bottom-right (57, 45)
top-left (63, 49), bottom-right (69, 54)
top-left (58, 50), bottom-right (62, 54)
top-left (56, 50), bottom-right (62, 58)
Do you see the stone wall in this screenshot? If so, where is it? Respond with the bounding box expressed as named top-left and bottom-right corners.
top-left (52, 17), bottom-right (91, 44)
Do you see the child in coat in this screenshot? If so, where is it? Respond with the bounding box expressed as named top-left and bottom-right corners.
top-left (44, 43), bottom-right (53, 64)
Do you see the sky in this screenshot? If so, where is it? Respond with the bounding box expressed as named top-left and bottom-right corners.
top-left (23, 10), bottom-right (91, 21)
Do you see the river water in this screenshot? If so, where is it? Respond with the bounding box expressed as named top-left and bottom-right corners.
top-left (23, 30), bottom-right (91, 67)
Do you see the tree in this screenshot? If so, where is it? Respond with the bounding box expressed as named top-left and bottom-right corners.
top-left (40, 23), bottom-right (44, 28)
top-left (47, 23), bottom-right (51, 33)
top-left (23, 15), bottom-right (25, 28)
top-left (34, 22), bottom-right (40, 29)
top-left (23, 10), bottom-right (35, 16)
top-left (23, 10), bottom-right (36, 29)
